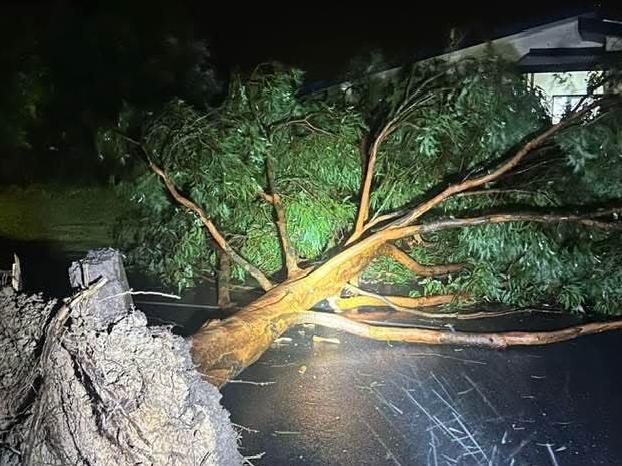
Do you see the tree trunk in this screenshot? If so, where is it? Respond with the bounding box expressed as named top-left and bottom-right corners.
top-left (191, 232), bottom-right (385, 386)
top-left (190, 234), bottom-right (622, 388)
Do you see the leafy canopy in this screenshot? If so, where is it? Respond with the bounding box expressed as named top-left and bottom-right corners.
top-left (108, 66), bottom-right (364, 289)
top-left (107, 59), bottom-right (622, 315)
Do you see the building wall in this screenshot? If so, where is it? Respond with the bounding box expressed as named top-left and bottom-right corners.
top-left (423, 17), bottom-right (610, 123)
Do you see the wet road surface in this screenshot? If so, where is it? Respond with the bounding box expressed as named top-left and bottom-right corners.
top-left (221, 324), bottom-right (622, 466)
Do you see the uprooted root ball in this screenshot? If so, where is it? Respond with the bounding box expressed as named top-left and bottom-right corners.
top-left (0, 285), bottom-right (242, 466)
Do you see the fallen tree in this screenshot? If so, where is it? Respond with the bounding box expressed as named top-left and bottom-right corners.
top-left (104, 61), bottom-right (622, 387)
top-left (0, 250), bottom-right (242, 465)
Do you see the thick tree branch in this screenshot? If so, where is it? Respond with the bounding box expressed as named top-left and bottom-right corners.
top-left (349, 123), bottom-right (397, 242)
top-left (149, 161), bottom-right (274, 291)
top-left (328, 293), bottom-right (457, 313)
top-left (384, 208), bottom-right (622, 244)
top-left (414, 209), bottom-right (622, 236)
top-left (388, 98), bottom-right (619, 229)
top-left (382, 243), bottom-right (463, 276)
top-left (347, 75), bottom-right (449, 244)
top-left (341, 307), bottom-right (561, 323)
top-left (338, 284), bottom-right (499, 320)
top-left (264, 157), bottom-right (301, 278)
top-left (330, 293), bottom-right (513, 320)
top-left (339, 284), bottom-right (563, 321)
top-left (290, 311), bottom-right (622, 348)
top-left (292, 207), bottom-right (622, 305)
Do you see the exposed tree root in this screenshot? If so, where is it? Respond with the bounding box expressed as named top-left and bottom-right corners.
top-left (1, 251), bottom-right (242, 465)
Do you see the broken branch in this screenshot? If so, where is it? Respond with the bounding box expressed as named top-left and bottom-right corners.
top-left (413, 209), bottom-right (622, 235)
top-left (341, 307), bottom-right (562, 323)
top-left (329, 293), bottom-right (456, 311)
top-left (382, 243), bottom-right (463, 276)
top-left (290, 311), bottom-right (622, 348)
top-left (264, 157), bottom-right (301, 278)
top-left (385, 207), bottom-right (622, 244)
top-left (149, 161), bottom-right (274, 291)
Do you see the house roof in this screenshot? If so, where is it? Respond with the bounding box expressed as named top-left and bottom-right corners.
top-left (518, 47), bottom-right (622, 72)
top-left (301, 12), bottom-right (622, 96)
top-left (579, 17), bottom-right (622, 41)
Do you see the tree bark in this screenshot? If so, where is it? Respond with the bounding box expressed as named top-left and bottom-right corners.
top-left (382, 243), bottom-right (463, 276)
top-left (329, 294), bottom-right (456, 311)
top-left (191, 232), bottom-right (385, 386)
top-left (191, 263), bottom-right (622, 388)
top-left (349, 124), bottom-right (396, 243)
top-left (264, 156), bottom-right (301, 277)
top-left (288, 312), bottom-right (622, 348)
top-left (190, 227), bottom-right (622, 388)
top-left (217, 249), bottom-right (231, 308)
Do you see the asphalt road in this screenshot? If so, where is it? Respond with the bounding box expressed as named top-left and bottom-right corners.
top-left (221, 323), bottom-right (622, 466)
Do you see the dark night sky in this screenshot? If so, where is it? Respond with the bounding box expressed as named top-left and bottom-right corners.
top-left (3, 0), bottom-right (620, 80)
top-left (197, 1), bottom-right (617, 79)
top-left (0, 0), bottom-right (619, 182)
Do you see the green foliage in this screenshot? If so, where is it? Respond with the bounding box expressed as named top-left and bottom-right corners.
top-left (112, 66), bottom-right (363, 289)
top-left (368, 57), bottom-right (549, 214)
top-left (446, 224), bottom-right (622, 315)
top-left (361, 256), bottom-right (415, 286)
top-left (111, 58), bottom-right (622, 315)
top-left (558, 110), bottom-right (622, 201)
top-left (357, 58), bottom-right (622, 315)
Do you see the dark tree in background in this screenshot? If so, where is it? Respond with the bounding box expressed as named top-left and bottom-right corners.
top-left (0, 0), bottom-right (223, 184)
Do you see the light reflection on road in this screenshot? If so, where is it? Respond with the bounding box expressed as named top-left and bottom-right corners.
top-left (222, 323), bottom-right (622, 465)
